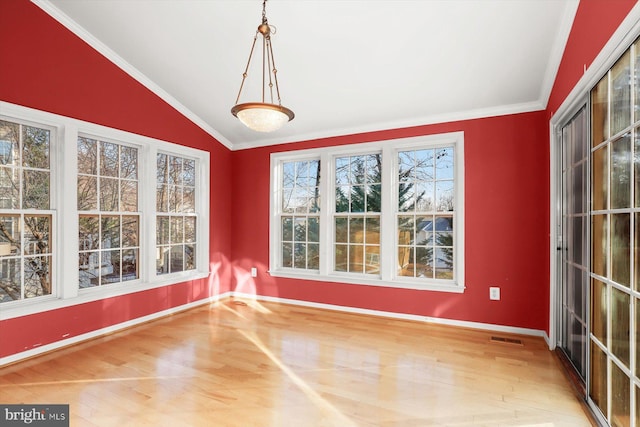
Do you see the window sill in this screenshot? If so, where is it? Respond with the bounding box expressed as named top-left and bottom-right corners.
top-left (268, 269), bottom-right (465, 293)
top-left (0, 270), bottom-right (209, 321)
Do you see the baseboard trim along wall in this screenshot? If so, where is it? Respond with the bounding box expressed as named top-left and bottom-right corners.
top-left (0, 292), bottom-right (233, 367)
top-left (1, 290), bottom-right (551, 367)
top-left (231, 292), bottom-right (551, 345)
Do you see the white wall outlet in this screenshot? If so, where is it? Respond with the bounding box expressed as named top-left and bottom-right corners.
top-left (250, 267), bottom-right (257, 277)
top-left (489, 287), bottom-right (500, 301)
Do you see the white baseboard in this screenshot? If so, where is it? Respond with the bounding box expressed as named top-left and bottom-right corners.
top-left (0, 292), bottom-right (233, 367)
top-left (231, 292), bottom-right (550, 339)
top-left (1, 290), bottom-right (551, 367)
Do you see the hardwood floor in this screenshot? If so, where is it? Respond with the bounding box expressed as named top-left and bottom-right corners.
top-left (0, 298), bottom-right (594, 426)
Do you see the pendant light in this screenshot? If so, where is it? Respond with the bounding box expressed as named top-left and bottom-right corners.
top-left (231, 0), bottom-right (294, 132)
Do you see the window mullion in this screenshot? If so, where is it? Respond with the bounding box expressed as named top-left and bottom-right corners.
top-left (144, 145), bottom-right (157, 282)
top-left (319, 152), bottom-right (331, 276)
top-left (379, 145), bottom-right (394, 282)
top-left (59, 123), bottom-right (79, 299)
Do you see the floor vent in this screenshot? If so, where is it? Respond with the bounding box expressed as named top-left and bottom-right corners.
top-left (490, 336), bottom-right (524, 346)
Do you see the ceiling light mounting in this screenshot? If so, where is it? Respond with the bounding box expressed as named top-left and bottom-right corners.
top-left (231, 0), bottom-right (294, 132)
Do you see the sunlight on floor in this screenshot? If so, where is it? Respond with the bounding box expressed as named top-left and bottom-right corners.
top-left (237, 329), bottom-right (358, 427)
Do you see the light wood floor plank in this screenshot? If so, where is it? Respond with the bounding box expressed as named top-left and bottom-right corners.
top-left (0, 299), bottom-right (593, 426)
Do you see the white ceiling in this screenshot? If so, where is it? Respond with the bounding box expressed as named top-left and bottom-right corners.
top-left (38, 0), bottom-right (579, 150)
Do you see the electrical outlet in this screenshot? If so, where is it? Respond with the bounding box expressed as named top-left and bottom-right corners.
top-left (250, 267), bottom-right (257, 277)
top-left (489, 287), bottom-right (500, 301)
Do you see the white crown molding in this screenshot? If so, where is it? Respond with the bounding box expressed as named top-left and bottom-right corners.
top-left (231, 100), bottom-right (545, 151)
top-left (32, 0), bottom-right (233, 150)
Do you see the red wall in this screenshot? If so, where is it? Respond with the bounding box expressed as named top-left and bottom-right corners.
top-left (0, 0), bottom-right (637, 360)
top-left (231, 111), bottom-right (551, 331)
top-left (547, 0), bottom-right (637, 116)
top-left (230, 0), bottom-right (639, 334)
top-left (0, 1), bottom-right (233, 359)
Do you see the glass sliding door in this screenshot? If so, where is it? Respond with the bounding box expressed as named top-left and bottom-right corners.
top-left (559, 106), bottom-right (589, 380)
top-left (588, 42), bottom-right (638, 427)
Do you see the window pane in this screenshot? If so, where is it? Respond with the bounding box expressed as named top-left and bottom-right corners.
top-left (156, 216), bottom-right (169, 245)
top-left (79, 216), bottom-right (99, 250)
top-left (0, 215), bottom-right (20, 256)
top-left (120, 180), bottom-right (138, 212)
top-left (611, 287), bottom-right (630, 368)
top-left (398, 182), bottom-right (415, 212)
top-left (294, 243), bottom-right (306, 268)
top-left (435, 147), bottom-right (454, 180)
top-left (294, 217), bottom-right (307, 242)
top-left (102, 216), bottom-right (120, 249)
top-left (335, 244), bottom-right (347, 272)
top-left (611, 213), bottom-right (630, 287)
top-left (156, 183), bottom-right (168, 212)
top-left (100, 177), bottom-right (119, 211)
top-left (435, 248), bottom-right (453, 279)
top-left (22, 125), bottom-right (50, 169)
top-left (77, 175), bottom-right (97, 211)
top-left (156, 246), bottom-right (170, 275)
top-left (0, 258), bottom-right (20, 301)
top-left (589, 342), bottom-right (608, 415)
top-left (636, 213), bottom-right (640, 292)
top-left (349, 245), bottom-right (364, 273)
top-left (78, 137), bottom-right (97, 174)
top-left (23, 170), bottom-right (49, 209)
top-left (349, 217), bottom-right (363, 243)
top-left (122, 248), bottom-right (137, 281)
top-left (612, 51), bottom-right (631, 136)
top-left (611, 361), bottom-right (631, 426)
top-left (416, 246), bottom-right (433, 278)
top-left (120, 146), bottom-right (137, 180)
top-left (183, 159), bottom-right (195, 186)
top-left (170, 245), bottom-right (184, 272)
top-left (0, 120), bottom-right (19, 166)
top-left (168, 156), bottom-right (183, 185)
top-left (308, 217), bottom-right (319, 243)
top-left (436, 180), bottom-right (454, 212)
top-left (335, 217), bottom-right (348, 243)
top-left (398, 246), bottom-right (415, 277)
top-left (591, 278), bottom-right (607, 344)
top-left (307, 244), bottom-right (319, 270)
top-left (282, 217), bottom-right (293, 242)
top-left (364, 245), bottom-right (379, 274)
top-left (24, 255), bottom-right (51, 298)
top-left (183, 187), bottom-right (195, 213)
top-left (366, 217), bottom-right (380, 245)
top-left (122, 216), bottom-right (139, 248)
top-left (157, 153), bottom-right (167, 183)
top-left (184, 217), bottom-right (196, 243)
top-left (611, 134), bottom-right (631, 209)
top-left (185, 244), bottom-right (195, 270)
top-left (0, 167), bottom-right (19, 209)
top-left (282, 242), bottom-right (293, 268)
top-left (592, 214), bottom-right (607, 278)
top-left (636, 298), bottom-right (640, 377)
top-left (398, 216), bottom-right (414, 245)
top-left (171, 216), bottom-right (184, 243)
top-left (23, 215), bottom-right (50, 256)
top-left (102, 250), bottom-right (121, 284)
top-left (592, 74), bottom-right (609, 146)
top-left (100, 142), bottom-right (118, 177)
top-left (635, 131), bottom-right (640, 208)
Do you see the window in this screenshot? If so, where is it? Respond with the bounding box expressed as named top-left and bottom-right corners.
top-left (156, 154), bottom-right (197, 275)
top-left (270, 132), bottom-right (464, 292)
top-left (77, 136), bottom-right (139, 287)
top-left (0, 101), bottom-right (210, 318)
top-left (279, 159), bottom-right (320, 270)
top-left (0, 119), bottom-right (53, 303)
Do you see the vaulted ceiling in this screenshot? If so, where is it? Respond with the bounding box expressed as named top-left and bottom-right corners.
top-left (39, 0), bottom-right (579, 150)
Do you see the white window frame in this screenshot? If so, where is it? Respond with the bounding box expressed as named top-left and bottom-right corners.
top-left (0, 101), bottom-right (210, 320)
top-left (270, 132), bottom-right (465, 292)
